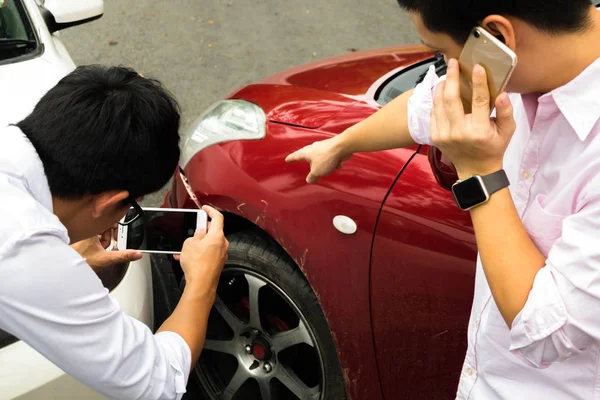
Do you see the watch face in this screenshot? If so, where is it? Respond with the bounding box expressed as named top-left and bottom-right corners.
top-left (452, 176), bottom-right (489, 210)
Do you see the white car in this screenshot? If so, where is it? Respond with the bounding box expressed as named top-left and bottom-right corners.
top-left (0, 1), bottom-right (154, 399)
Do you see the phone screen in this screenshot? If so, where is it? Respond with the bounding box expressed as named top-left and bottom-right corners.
top-left (125, 209), bottom-right (201, 253)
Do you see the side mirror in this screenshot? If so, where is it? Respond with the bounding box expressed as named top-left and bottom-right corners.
top-left (40, 0), bottom-right (103, 33)
top-left (427, 145), bottom-right (458, 191)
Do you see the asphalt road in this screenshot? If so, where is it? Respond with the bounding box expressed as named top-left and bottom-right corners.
top-left (60, 0), bottom-right (420, 206)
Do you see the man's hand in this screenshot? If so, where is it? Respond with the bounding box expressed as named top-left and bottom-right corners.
top-left (285, 136), bottom-right (351, 184)
top-left (177, 206), bottom-right (229, 298)
top-left (71, 227), bottom-right (142, 270)
top-left (158, 206), bottom-right (229, 365)
top-left (430, 58), bottom-right (516, 178)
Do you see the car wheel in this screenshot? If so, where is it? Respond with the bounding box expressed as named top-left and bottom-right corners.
top-left (188, 230), bottom-right (347, 400)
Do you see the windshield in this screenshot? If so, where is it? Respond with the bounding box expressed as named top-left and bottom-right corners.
top-left (0, 0), bottom-right (39, 62)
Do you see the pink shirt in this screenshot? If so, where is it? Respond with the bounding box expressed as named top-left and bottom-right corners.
top-left (408, 56), bottom-right (600, 399)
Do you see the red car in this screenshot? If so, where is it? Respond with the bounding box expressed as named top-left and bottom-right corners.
top-left (160, 45), bottom-right (477, 400)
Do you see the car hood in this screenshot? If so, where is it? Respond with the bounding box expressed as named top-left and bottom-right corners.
top-left (0, 56), bottom-right (72, 129)
top-left (228, 45), bottom-right (433, 128)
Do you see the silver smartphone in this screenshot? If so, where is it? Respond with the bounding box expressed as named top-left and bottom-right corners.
top-left (117, 207), bottom-right (208, 254)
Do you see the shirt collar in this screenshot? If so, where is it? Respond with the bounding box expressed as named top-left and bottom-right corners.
top-left (550, 57), bottom-right (600, 141)
top-left (0, 125), bottom-right (53, 212)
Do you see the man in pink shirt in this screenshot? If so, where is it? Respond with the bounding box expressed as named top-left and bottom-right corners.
top-left (287, 1), bottom-right (600, 398)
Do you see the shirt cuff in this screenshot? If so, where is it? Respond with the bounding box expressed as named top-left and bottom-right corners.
top-left (154, 331), bottom-right (192, 399)
top-left (407, 65), bottom-right (444, 145)
top-left (509, 267), bottom-right (568, 367)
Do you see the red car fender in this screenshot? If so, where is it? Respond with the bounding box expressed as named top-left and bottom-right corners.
top-left (171, 123), bottom-right (418, 399)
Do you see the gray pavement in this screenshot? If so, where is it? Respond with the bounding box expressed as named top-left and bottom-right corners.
top-left (60, 0), bottom-right (420, 206)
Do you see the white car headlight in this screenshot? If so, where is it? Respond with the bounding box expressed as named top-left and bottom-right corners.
top-left (179, 99), bottom-right (267, 169)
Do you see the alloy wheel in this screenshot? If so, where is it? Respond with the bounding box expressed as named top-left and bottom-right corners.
top-left (194, 267), bottom-right (324, 400)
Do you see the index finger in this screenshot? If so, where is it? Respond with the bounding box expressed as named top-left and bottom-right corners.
top-left (471, 64), bottom-right (492, 121)
top-left (202, 205), bottom-right (224, 235)
top-left (285, 147), bottom-right (308, 163)
top-left (97, 249), bottom-right (143, 268)
top-left (443, 59), bottom-right (465, 124)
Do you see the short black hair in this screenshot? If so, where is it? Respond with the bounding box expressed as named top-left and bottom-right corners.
top-left (397, 0), bottom-right (594, 44)
top-left (17, 65), bottom-right (181, 199)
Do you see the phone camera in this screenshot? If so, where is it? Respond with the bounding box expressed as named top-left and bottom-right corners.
top-left (474, 31), bottom-right (480, 39)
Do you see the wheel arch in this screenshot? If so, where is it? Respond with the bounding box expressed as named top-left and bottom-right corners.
top-left (221, 210), bottom-right (314, 296)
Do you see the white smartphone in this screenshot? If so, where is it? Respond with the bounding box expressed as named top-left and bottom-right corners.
top-left (117, 207), bottom-right (208, 254)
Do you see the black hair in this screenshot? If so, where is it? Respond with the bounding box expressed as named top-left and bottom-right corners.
top-left (17, 65), bottom-right (181, 200)
top-left (397, 0), bottom-right (594, 44)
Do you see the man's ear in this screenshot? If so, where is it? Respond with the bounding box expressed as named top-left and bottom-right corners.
top-left (90, 190), bottom-right (130, 218)
top-left (481, 15), bottom-right (517, 51)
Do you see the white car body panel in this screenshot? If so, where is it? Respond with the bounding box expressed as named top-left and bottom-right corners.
top-left (0, 0), bottom-right (74, 128)
top-left (43, 0), bottom-right (103, 24)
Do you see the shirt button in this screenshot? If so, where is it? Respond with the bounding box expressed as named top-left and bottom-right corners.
top-left (467, 367), bottom-right (474, 376)
top-left (522, 170), bottom-right (531, 179)
top-left (475, 320), bottom-right (480, 328)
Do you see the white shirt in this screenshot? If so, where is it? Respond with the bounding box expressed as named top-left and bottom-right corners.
top-left (408, 57), bottom-right (600, 399)
top-left (0, 126), bottom-right (191, 399)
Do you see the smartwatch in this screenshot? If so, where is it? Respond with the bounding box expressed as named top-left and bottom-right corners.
top-left (451, 170), bottom-right (510, 211)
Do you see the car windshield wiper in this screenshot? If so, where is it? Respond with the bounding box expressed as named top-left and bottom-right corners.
top-left (0, 38), bottom-right (37, 48)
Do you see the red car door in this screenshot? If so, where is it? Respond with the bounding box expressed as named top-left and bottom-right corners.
top-left (370, 146), bottom-right (477, 399)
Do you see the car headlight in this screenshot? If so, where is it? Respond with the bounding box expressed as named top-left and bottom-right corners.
top-left (179, 99), bottom-right (267, 169)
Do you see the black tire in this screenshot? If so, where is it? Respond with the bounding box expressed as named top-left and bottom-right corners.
top-left (151, 253), bottom-right (180, 331)
top-left (189, 230), bottom-right (347, 400)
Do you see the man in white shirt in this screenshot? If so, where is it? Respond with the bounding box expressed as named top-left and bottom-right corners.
top-left (287, 1), bottom-right (600, 399)
top-left (0, 65), bottom-right (229, 399)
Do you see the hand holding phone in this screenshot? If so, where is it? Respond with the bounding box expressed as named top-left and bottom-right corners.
top-left (458, 26), bottom-right (517, 114)
top-left (430, 56), bottom-right (517, 180)
top-left (177, 206), bottom-right (229, 291)
top-left (117, 207), bottom-right (208, 254)
top-left (72, 233), bottom-right (142, 270)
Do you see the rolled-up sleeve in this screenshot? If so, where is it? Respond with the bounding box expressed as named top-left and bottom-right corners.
top-left (407, 65), bottom-right (447, 145)
top-left (0, 232), bottom-right (191, 400)
top-left (509, 193), bottom-right (600, 368)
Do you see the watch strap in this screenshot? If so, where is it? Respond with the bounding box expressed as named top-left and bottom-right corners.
top-left (481, 169), bottom-right (509, 196)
